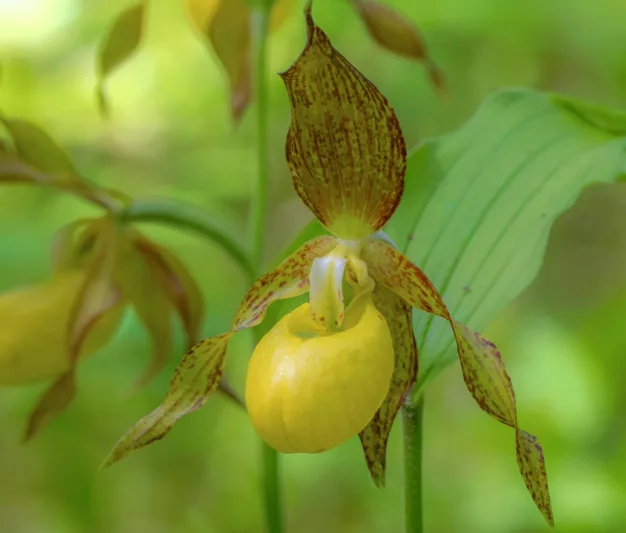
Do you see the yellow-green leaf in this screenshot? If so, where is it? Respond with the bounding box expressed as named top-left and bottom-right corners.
top-left (0, 118), bottom-right (76, 175)
top-left (187, 0), bottom-right (251, 122)
top-left (96, 2), bottom-right (147, 117)
top-left (115, 234), bottom-right (173, 388)
top-left (133, 236), bottom-right (204, 345)
top-left (350, 0), bottom-right (445, 94)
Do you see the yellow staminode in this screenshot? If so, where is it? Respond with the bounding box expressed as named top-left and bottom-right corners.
top-left (246, 285), bottom-right (394, 453)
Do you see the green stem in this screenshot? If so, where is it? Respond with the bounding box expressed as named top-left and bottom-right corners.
top-left (250, 7), bottom-right (270, 269)
top-left (252, 6), bottom-right (284, 533)
top-left (122, 197), bottom-right (255, 282)
top-left (403, 395), bottom-right (425, 533)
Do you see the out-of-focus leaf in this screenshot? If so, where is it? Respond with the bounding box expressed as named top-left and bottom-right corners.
top-left (384, 89), bottom-right (626, 389)
top-left (115, 234), bottom-right (173, 389)
top-left (187, 0), bottom-right (251, 122)
top-left (350, 0), bottom-right (445, 94)
top-left (185, 0), bottom-right (292, 122)
top-left (134, 236), bottom-right (204, 346)
top-left (25, 219), bottom-right (122, 440)
top-left (0, 118), bottom-right (76, 175)
top-left (96, 2), bottom-right (147, 117)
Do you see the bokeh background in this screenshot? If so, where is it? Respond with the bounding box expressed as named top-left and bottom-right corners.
top-left (1, 0), bottom-right (626, 532)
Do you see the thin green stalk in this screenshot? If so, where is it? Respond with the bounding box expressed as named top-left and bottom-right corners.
top-left (252, 6), bottom-right (284, 533)
top-left (403, 395), bottom-right (425, 533)
top-left (122, 197), bottom-right (255, 282)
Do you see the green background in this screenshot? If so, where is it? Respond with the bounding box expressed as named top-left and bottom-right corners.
top-left (1, 0), bottom-right (625, 532)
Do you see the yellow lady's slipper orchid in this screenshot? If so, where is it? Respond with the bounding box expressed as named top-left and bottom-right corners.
top-left (105, 4), bottom-right (553, 526)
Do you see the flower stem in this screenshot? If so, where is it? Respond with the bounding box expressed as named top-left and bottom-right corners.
top-left (122, 197), bottom-right (255, 282)
top-left (252, 5), bottom-right (284, 533)
top-left (403, 395), bottom-right (425, 533)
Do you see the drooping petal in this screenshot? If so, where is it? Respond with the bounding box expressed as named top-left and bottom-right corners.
top-left (452, 321), bottom-right (553, 525)
top-left (364, 239), bottom-right (554, 525)
top-left (95, 2), bottom-right (146, 117)
top-left (359, 284), bottom-right (417, 486)
top-left (349, 0), bottom-right (446, 95)
top-left (280, 4), bottom-right (407, 239)
top-left (103, 235), bottom-right (336, 467)
top-left (25, 218), bottom-right (123, 441)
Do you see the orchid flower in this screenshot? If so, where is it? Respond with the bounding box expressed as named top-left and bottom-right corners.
top-left (105, 5), bottom-right (553, 525)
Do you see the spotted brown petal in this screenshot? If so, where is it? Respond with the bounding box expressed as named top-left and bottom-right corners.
top-left (232, 235), bottom-right (337, 330)
top-left (280, 4), bottom-right (406, 239)
top-left (359, 284), bottom-right (416, 486)
top-left (364, 239), bottom-right (553, 525)
top-left (25, 219), bottom-right (122, 441)
top-left (452, 321), bottom-right (553, 526)
top-left (350, 0), bottom-right (446, 95)
top-left (103, 235), bottom-right (336, 467)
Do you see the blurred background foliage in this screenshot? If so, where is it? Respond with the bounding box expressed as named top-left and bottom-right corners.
top-left (0, 0), bottom-right (625, 532)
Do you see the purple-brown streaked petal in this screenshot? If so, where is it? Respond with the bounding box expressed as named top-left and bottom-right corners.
top-left (451, 321), bottom-right (553, 525)
top-left (232, 235), bottom-right (337, 330)
top-left (349, 0), bottom-right (446, 95)
top-left (103, 235), bottom-right (337, 467)
top-left (362, 238), bottom-right (448, 318)
top-left (359, 284), bottom-right (416, 486)
top-left (280, 4), bottom-right (407, 239)
top-left (25, 219), bottom-right (122, 441)
top-left (365, 241), bottom-right (553, 525)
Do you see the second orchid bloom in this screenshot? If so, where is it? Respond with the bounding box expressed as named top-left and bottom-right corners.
top-left (105, 6), bottom-right (553, 526)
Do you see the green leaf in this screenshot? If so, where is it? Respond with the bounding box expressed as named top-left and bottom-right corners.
top-left (0, 118), bottom-right (76, 175)
top-left (384, 88), bottom-right (626, 390)
top-left (96, 2), bottom-right (146, 117)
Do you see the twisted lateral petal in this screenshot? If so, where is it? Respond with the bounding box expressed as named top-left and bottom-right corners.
top-left (103, 236), bottom-right (336, 467)
top-left (280, 5), bottom-right (406, 239)
top-left (359, 284), bottom-right (417, 486)
top-left (232, 235), bottom-right (337, 330)
top-left (363, 239), bottom-right (553, 525)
